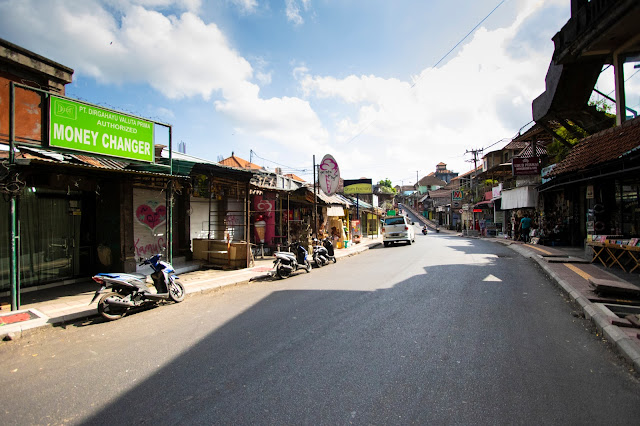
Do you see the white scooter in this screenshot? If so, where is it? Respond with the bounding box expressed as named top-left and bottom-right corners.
top-left (272, 242), bottom-right (311, 278)
top-left (90, 254), bottom-right (185, 321)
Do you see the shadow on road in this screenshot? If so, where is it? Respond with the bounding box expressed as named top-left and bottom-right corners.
top-left (80, 241), bottom-right (640, 425)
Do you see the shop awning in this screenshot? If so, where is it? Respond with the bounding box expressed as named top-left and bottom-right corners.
top-left (327, 206), bottom-right (345, 216)
top-left (501, 186), bottom-right (538, 209)
top-left (474, 200), bottom-right (494, 209)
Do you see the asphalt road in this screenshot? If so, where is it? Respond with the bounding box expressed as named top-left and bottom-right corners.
top-left (2, 227), bottom-right (640, 425)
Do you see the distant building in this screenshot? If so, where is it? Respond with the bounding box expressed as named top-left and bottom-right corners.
top-left (219, 152), bottom-right (264, 170)
top-left (415, 175), bottom-right (447, 194)
top-left (434, 162), bottom-right (458, 183)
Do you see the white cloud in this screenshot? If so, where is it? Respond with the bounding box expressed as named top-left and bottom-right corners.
top-left (104, 0), bottom-right (202, 12)
top-left (285, 0), bottom-right (311, 26)
top-left (229, 0), bottom-right (258, 14)
top-left (214, 81), bottom-right (328, 149)
top-left (0, 0), bottom-right (327, 158)
top-left (255, 71), bottom-right (272, 85)
top-left (0, 0), bottom-right (573, 182)
top-left (0, 1), bottom-right (253, 101)
top-left (296, 1), bottom-right (567, 178)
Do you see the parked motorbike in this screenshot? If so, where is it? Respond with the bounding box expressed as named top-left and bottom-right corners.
top-left (422, 226), bottom-right (428, 235)
top-left (322, 237), bottom-right (337, 263)
top-left (436, 226), bottom-right (440, 233)
top-left (273, 242), bottom-right (311, 278)
top-left (90, 253), bottom-right (185, 321)
top-left (312, 238), bottom-right (333, 267)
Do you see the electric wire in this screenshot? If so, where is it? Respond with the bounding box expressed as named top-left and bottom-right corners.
top-left (250, 150), bottom-right (311, 175)
top-left (344, 0), bottom-right (507, 146)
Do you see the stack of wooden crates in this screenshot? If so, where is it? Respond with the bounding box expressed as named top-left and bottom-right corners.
top-left (192, 239), bottom-right (248, 269)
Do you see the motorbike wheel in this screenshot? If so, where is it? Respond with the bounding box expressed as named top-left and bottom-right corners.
top-left (332, 256), bottom-right (337, 263)
top-left (276, 265), bottom-right (291, 279)
top-left (305, 260), bottom-right (311, 273)
top-left (168, 279), bottom-right (185, 303)
top-left (314, 256), bottom-right (323, 268)
top-left (97, 292), bottom-right (128, 321)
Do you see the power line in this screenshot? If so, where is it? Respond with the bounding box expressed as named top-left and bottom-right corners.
top-left (345, 0), bottom-right (507, 145)
top-left (249, 150), bottom-right (311, 173)
top-left (410, 0), bottom-right (506, 90)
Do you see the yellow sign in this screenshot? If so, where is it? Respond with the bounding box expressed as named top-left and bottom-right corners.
top-left (343, 183), bottom-right (372, 194)
top-left (343, 179), bottom-right (373, 194)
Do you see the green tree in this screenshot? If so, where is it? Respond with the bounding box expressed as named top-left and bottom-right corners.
top-left (548, 100), bottom-right (615, 164)
top-left (378, 178), bottom-right (396, 194)
top-left (378, 178), bottom-right (393, 188)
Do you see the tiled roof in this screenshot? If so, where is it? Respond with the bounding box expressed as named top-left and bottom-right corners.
top-left (503, 139), bottom-right (529, 151)
top-left (219, 155), bottom-right (263, 170)
top-left (454, 166), bottom-right (482, 179)
top-left (285, 173), bottom-right (305, 182)
top-left (427, 188), bottom-right (452, 198)
top-left (549, 116), bottom-right (640, 176)
top-left (418, 176), bottom-right (447, 187)
top-left (517, 144), bottom-right (548, 157)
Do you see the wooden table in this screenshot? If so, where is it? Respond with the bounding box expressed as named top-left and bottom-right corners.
top-left (587, 242), bottom-right (640, 273)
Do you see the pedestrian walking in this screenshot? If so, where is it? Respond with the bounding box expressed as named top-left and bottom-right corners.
top-left (519, 214), bottom-right (532, 243)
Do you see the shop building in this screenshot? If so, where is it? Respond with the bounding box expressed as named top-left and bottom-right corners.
top-left (0, 39), bottom-right (199, 310)
top-left (539, 117), bottom-right (640, 246)
top-left (187, 159), bottom-right (253, 269)
top-left (531, 0), bottom-right (640, 252)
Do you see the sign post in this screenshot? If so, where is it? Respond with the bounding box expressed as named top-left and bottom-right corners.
top-left (318, 154), bottom-right (340, 195)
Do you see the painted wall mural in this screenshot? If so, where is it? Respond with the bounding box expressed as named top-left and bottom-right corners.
top-left (252, 194), bottom-right (275, 245)
top-left (133, 189), bottom-right (167, 259)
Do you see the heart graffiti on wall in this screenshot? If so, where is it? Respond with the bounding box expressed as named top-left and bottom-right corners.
top-left (136, 203), bottom-right (167, 231)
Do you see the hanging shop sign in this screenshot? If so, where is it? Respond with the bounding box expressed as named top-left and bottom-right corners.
top-left (586, 185), bottom-right (594, 199)
top-left (49, 96), bottom-right (155, 162)
top-left (452, 190), bottom-right (464, 201)
top-left (512, 157), bottom-right (540, 176)
top-left (343, 178), bottom-right (373, 195)
top-left (541, 164), bottom-right (556, 184)
top-left (318, 154), bottom-right (341, 195)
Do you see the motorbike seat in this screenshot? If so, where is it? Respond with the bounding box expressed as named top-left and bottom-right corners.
top-left (130, 273), bottom-right (147, 280)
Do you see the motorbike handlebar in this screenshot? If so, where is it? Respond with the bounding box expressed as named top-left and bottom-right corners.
top-left (138, 253), bottom-right (162, 266)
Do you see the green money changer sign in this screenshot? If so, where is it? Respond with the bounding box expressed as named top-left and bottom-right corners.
top-left (49, 96), bottom-right (154, 162)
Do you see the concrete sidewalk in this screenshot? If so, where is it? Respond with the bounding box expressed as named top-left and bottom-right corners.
top-left (0, 237), bottom-right (382, 340)
top-left (488, 237), bottom-right (640, 373)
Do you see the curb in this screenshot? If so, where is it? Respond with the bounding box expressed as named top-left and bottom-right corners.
top-left (1, 240), bottom-right (381, 342)
top-left (503, 240), bottom-right (640, 373)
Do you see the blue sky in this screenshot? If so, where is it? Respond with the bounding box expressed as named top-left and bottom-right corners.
top-left (0, 0), bottom-right (606, 186)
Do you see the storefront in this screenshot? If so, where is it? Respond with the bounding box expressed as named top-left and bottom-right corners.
top-left (0, 46), bottom-right (192, 309)
top-left (473, 200), bottom-right (495, 236)
top-left (188, 163), bottom-right (252, 269)
top-left (347, 196), bottom-right (381, 243)
top-left (0, 156), bottom-right (190, 295)
top-left (500, 186), bottom-right (538, 240)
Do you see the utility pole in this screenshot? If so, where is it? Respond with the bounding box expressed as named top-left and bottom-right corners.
top-left (415, 170), bottom-right (419, 209)
top-left (313, 155), bottom-right (317, 238)
top-left (466, 148), bottom-right (482, 232)
top-left (465, 148), bottom-right (482, 200)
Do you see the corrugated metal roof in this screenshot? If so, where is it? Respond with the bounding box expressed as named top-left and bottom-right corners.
top-left (8, 145), bottom-right (185, 178)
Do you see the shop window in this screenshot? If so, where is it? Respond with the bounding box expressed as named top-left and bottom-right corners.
top-left (619, 182), bottom-right (640, 236)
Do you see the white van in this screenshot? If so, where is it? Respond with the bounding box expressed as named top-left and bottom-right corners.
top-left (382, 215), bottom-right (415, 247)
